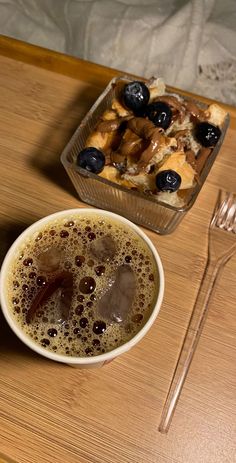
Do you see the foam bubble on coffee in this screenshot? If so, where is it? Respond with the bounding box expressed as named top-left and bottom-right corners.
top-left (7, 214), bottom-right (159, 357)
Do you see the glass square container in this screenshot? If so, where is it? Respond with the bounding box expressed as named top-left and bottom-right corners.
top-left (61, 76), bottom-right (229, 234)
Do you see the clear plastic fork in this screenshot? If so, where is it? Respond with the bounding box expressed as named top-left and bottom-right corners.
top-left (159, 190), bottom-right (236, 433)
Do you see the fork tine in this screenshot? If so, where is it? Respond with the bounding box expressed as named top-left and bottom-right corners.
top-left (211, 190), bottom-right (224, 226)
top-left (211, 190), bottom-right (228, 227)
top-left (216, 193), bottom-right (231, 228)
top-left (230, 201), bottom-right (236, 233)
top-left (225, 194), bottom-right (236, 232)
top-left (217, 192), bottom-right (234, 228)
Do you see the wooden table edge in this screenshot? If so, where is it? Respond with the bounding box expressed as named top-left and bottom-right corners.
top-left (1, 34), bottom-right (236, 117)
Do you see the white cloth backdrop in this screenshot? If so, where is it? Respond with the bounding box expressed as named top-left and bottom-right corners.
top-left (0, 0), bottom-right (236, 105)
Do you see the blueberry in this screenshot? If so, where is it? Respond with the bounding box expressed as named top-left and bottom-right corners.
top-left (145, 102), bottom-right (172, 130)
top-left (156, 170), bottom-right (181, 192)
top-left (195, 122), bottom-right (221, 147)
top-left (123, 81), bottom-right (150, 112)
top-left (76, 147), bottom-right (105, 174)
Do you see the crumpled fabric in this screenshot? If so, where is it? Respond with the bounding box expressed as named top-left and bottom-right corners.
top-left (0, 0), bottom-right (236, 104)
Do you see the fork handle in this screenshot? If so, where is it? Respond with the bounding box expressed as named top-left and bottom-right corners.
top-left (159, 257), bottom-right (224, 433)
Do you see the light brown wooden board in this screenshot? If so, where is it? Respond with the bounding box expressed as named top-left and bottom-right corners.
top-left (0, 36), bottom-right (235, 463)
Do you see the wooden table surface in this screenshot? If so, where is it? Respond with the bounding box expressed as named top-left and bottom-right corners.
top-left (0, 36), bottom-right (235, 463)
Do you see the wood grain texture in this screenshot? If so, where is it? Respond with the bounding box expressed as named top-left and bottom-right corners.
top-left (0, 37), bottom-right (235, 463)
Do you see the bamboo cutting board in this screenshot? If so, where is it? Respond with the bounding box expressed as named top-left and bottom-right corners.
top-left (0, 36), bottom-right (235, 463)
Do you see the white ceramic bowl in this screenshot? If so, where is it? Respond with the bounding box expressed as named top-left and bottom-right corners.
top-left (0, 209), bottom-right (164, 368)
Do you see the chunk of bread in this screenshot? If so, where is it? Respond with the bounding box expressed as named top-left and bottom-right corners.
top-left (206, 103), bottom-right (227, 127)
top-left (85, 131), bottom-right (114, 151)
top-left (112, 99), bottom-right (130, 117)
top-left (123, 170), bottom-right (156, 191)
top-left (157, 191), bottom-right (185, 207)
top-left (102, 109), bottom-right (117, 121)
top-left (148, 77), bottom-right (166, 101)
top-left (100, 166), bottom-right (133, 188)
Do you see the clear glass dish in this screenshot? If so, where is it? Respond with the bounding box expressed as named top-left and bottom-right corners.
top-left (61, 76), bottom-right (229, 234)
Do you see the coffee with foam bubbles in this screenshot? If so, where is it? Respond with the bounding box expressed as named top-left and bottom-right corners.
top-left (6, 213), bottom-right (159, 357)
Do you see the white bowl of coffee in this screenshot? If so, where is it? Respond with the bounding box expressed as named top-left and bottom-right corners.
top-left (0, 209), bottom-right (164, 368)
